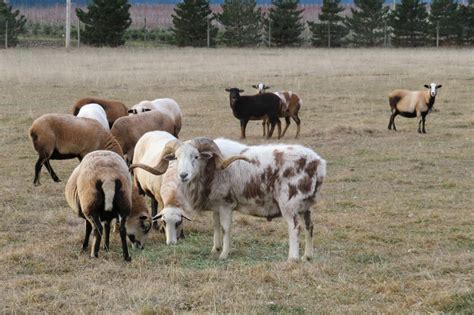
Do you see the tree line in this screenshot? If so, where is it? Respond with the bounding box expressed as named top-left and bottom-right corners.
top-left (2, 0), bottom-right (474, 48)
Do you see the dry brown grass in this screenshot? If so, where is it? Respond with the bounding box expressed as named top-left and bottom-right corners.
top-left (0, 47), bottom-right (473, 313)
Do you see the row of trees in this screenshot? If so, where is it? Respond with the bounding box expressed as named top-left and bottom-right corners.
top-left (2, 0), bottom-right (474, 47)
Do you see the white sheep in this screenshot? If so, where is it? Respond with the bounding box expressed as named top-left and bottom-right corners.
top-left (388, 83), bottom-right (442, 133)
top-left (29, 114), bottom-right (123, 186)
top-left (128, 98), bottom-right (182, 136)
top-left (76, 103), bottom-right (109, 130)
top-left (72, 97), bottom-right (128, 128)
top-left (132, 131), bottom-right (191, 245)
top-left (65, 150), bottom-right (133, 261)
top-left (130, 137), bottom-right (326, 261)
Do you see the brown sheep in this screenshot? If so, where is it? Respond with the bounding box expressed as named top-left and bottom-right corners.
top-left (388, 83), bottom-right (442, 133)
top-left (72, 97), bottom-right (128, 128)
top-left (126, 186), bottom-right (153, 249)
top-left (65, 150), bottom-right (132, 261)
top-left (111, 111), bottom-right (178, 165)
top-left (28, 114), bottom-right (123, 186)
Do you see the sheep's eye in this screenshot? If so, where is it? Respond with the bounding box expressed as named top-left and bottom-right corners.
top-left (194, 156), bottom-right (199, 160)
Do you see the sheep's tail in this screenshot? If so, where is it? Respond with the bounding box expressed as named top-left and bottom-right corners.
top-left (315, 158), bottom-right (326, 193)
top-left (96, 179), bottom-right (119, 212)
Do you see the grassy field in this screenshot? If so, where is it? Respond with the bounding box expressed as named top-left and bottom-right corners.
top-left (0, 47), bottom-right (473, 313)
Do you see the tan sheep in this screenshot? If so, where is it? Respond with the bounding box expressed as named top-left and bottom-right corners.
top-left (388, 83), bottom-right (442, 133)
top-left (72, 97), bottom-right (128, 128)
top-left (110, 111), bottom-right (178, 165)
top-left (29, 114), bottom-right (123, 186)
top-left (126, 186), bottom-right (153, 249)
top-left (65, 150), bottom-right (133, 261)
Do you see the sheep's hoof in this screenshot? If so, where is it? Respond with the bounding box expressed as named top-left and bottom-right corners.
top-left (53, 177), bottom-right (61, 182)
top-left (301, 255), bottom-right (312, 262)
top-left (218, 253), bottom-right (229, 260)
top-left (211, 246), bottom-right (221, 254)
top-left (287, 256), bottom-right (300, 262)
top-left (34, 181), bottom-right (41, 187)
top-left (103, 245), bottom-right (110, 252)
top-left (124, 256), bottom-right (132, 262)
top-left (90, 254), bottom-right (99, 259)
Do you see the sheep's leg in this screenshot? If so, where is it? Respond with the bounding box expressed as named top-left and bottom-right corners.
top-left (44, 160), bottom-right (61, 182)
top-left (421, 113), bottom-right (427, 133)
top-left (218, 208), bottom-right (233, 260)
top-left (284, 213), bottom-right (300, 261)
top-left (266, 120), bottom-right (271, 137)
top-left (90, 216), bottom-right (103, 258)
top-left (280, 117), bottom-right (291, 138)
top-left (300, 210), bottom-right (314, 261)
top-left (388, 111), bottom-right (398, 131)
top-left (293, 115), bottom-right (301, 138)
top-left (33, 155), bottom-right (47, 186)
top-left (417, 111), bottom-right (423, 134)
top-left (82, 220), bottom-right (92, 251)
top-left (211, 211), bottom-right (222, 253)
top-left (119, 217), bottom-right (132, 262)
top-left (262, 118), bottom-right (267, 137)
top-left (267, 118), bottom-right (278, 139)
top-left (103, 220), bottom-right (111, 251)
top-left (240, 119), bottom-right (248, 139)
top-left (151, 198), bottom-right (159, 230)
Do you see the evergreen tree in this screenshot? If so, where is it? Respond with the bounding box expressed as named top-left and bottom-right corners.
top-left (458, 0), bottom-right (474, 45)
top-left (267, 0), bottom-right (304, 47)
top-left (0, 2), bottom-right (26, 47)
top-left (390, 0), bottom-right (429, 47)
top-left (172, 0), bottom-right (218, 47)
top-left (344, 0), bottom-right (389, 46)
top-left (216, 0), bottom-right (263, 47)
top-left (76, 0), bottom-right (131, 47)
top-left (429, 0), bottom-right (459, 45)
top-left (308, 0), bottom-right (348, 47)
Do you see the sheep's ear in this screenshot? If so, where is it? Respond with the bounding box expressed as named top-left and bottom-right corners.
top-left (144, 108), bottom-right (152, 112)
top-left (264, 86), bottom-right (271, 90)
top-left (225, 88), bottom-right (231, 92)
top-left (424, 84), bottom-right (430, 89)
top-left (437, 84), bottom-right (442, 89)
top-left (152, 213), bottom-right (163, 222)
top-left (200, 151), bottom-right (213, 160)
top-left (163, 153), bottom-right (176, 161)
top-left (252, 85), bottom-right (258, 89)
top-left (181, 214), bottom-right (192, 221)
top-left (239, 89), bottom-right (244, 93)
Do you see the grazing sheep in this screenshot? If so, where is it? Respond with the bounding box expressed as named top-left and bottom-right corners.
top-left (225, 88), bottom-right (282, 139)
top-left (76, 103), bottom-right (109, 130)
top-left (252, 84), bottom-right (302, 138)
top-left (126, 186), bottom-right (153, 249)
top-left (388, 83), bottom-right (442, 133)
top-left (130, 137), bottom-right (326, 261)
top-left (128, 98), bottom-right (182, 136)
top-left (110, 111), bottom-right (178, 164)
top-left (29, 114), bottom-right (123, 186)
top-left (132, 131), bottom-right (192, 245)
top-left (65, 150), bottom-right (132, 261)
top-left (72, 97), bottom-right (128, 128)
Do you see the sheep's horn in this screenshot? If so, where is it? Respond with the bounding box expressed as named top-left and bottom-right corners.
top-left (129, 163), bottom-right (166, 176)
top-left (219, 155), bottom-right (250, 170)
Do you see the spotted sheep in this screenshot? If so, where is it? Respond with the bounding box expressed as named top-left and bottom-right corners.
top-left (72, 97), bottom-right (129, 128)
top-left (130, 137), bottom-right (326, 261)
top-left (132, 131), bottom-right (192, 244)
top-left (225, 87), bottom-right (282, 139)
top-left (252, 83), bottom-right (302, 138)
top-left (388, 83), bottom-right (442, 133)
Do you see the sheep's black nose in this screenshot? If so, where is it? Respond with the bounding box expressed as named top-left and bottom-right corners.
top-left (180, 173), bottom-right (188, 180)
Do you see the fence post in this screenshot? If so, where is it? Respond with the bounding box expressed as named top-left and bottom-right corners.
top-left (327, 21), bottom-right (331, 48)
top-left (207, 17), bottom-right (210, 48)
top-left (5, 20), bottom-right (7, 49)
top-left (65, 0), bottom-right (71, 49)
top-left (436, 21), bottom-right (439, 48)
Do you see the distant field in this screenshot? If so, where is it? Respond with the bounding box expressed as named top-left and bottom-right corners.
top-left (0, 47), bottom-right (473, 313)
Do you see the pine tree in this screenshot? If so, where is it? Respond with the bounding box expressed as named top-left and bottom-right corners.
top-left (216, 0), bottom-right (263, 47)
top-left (344, 0), bottom-right (389, 47)
top-left (172, 0), bottom-right (218, 47)
top-left (308, 0), bottom-right (348, 47)
top-left (390, 0), bottom-right (429, 47)
top-left (458, 0), bottom-right (474, 45)
top-left (0, 2), bottom-right (26, 47)
top-left (76, 0), bottom-right (131, 47)
top-left (429, 0), bottom-right (459, 46)
top-left (267, 0), bottom-right (305, 47)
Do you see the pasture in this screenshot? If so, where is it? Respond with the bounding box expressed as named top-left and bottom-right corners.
top-left (0, 47), bottom-right (473, 313)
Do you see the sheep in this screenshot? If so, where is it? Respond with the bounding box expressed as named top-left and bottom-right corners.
top-left (252, 84), bottom-right (302, 138)
top-left (65, 150), bottom-right (133, 261)
top-left (110, 110), bottom-right (178, 165)
top-left (126, 186), bottom-right (153, 250)
top-left (29, 114), bottom-right (123, 186)
top-left (132, 131), bottom-right (192, 244)
top-left (128, 98), bottom-right (182, 136)
top-left (388, 83), bottom-right (442, 133)
top-left (76, 103), bottom-right (109, 130)
top-left (72, 97), bottom-right (128, 128)
top-left (130, 137), bottom-right (326, 261)
top-left (225, 88), bottom-right (282, 139)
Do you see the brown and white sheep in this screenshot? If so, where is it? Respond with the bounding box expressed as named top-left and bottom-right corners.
top-left (126, 186), bottom-right (153, 249)
top-left (388, 83), bottom-right (442, 133)
top-left (110, 110), bottom-right (178, 164)
top-left (76, 103), bottom-right (109, 130)
top-left (29, 114), bottom-right (123, 186)
top-left (72, 97), bottom-right (128, 128)
top-left (65, 150), bottom-right (133, 261)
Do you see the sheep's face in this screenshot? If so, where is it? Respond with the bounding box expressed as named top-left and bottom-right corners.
top-left (154, 207), bottom-right (190, 245)
top-left (252, 83), bottom-right (270, 94)
top-left (171, 145), bottom-right (213, 183)
top-left (225, 88), bottom-right (245, 107)
top-left (424, 83), bottom-right (442, 97)
top-left (126, 214), bottom-right (152, 249)
top-left (128, 107), bottom-right (152, 115)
